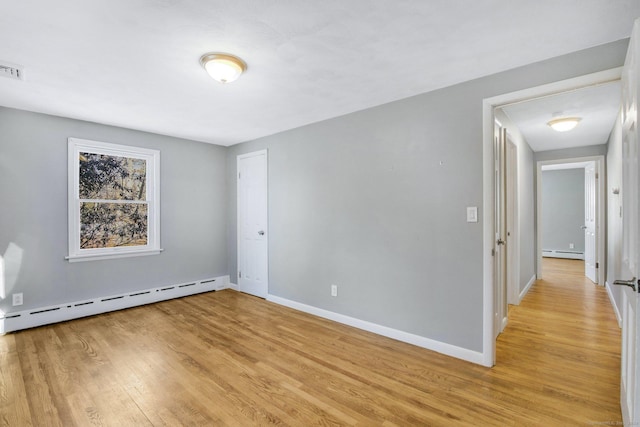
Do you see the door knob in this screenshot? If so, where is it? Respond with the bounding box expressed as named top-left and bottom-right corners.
top-left (258, 230), bottom-right (265, 236)
top-left (613, 277), bottom-right (637, 292)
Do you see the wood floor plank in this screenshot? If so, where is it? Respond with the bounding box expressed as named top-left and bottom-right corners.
top-left (0, 335), bottom-right (32, 427)
top-left (0, 258), bottom-right (622, 425)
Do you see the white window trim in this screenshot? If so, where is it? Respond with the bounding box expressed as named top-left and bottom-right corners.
top-left (67, 137), bottom-right (162, 262)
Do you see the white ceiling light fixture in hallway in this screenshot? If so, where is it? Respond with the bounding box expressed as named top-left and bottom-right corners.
top-left (547, 116), bottom-right (582, 132)
top-left (501, 80), bottom-right (622, 152)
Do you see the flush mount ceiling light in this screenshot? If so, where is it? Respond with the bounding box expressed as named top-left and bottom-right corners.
top-left (547, 117), bottom-right (582, 132)
top-left (200, 53), bottom-right (247, 84)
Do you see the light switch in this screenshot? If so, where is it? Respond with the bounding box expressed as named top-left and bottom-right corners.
top-left (467, 207), bottom-right (478, 223)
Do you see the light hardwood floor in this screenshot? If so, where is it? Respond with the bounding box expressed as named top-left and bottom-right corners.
top-left (0, 258), bottom-right (621, 426)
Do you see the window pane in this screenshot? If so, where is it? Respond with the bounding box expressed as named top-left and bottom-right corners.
top-left (80, 202), bottom-right (148, 249)
top-left (79, 153), bottom-right (147, 201)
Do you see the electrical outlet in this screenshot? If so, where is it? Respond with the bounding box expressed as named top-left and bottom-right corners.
top-left (12, 293), bottom-right (23, 306)
top-left (569, 243), bottom-right (574, 249)
top-left (331, 284), bottom-right (338, 297)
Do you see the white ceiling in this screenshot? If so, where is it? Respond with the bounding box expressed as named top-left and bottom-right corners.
top-left (501, 81), bottom-right (622, 152)
top-left (0, 1), bottom-right (638, 146)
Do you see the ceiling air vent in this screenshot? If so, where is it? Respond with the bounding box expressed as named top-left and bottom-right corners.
top-left (0, 62), bottom-right (24, 81)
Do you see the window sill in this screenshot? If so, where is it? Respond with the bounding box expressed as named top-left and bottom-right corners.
top-left (66, 248), bottom-right (163, 263)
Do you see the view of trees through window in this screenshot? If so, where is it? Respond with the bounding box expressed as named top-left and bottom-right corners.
top-left (79, 152), bottom-right (148, 249)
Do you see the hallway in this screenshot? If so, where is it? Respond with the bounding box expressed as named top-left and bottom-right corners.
top-left (494, 257), bottom-right (622, 424)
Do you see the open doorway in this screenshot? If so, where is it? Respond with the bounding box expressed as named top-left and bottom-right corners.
top-left (537, 159), bottom-right (605, 285)
top-left (481, 67), bottom-right (622, 366)
top-left (541, 164), bottom-right (587, 261)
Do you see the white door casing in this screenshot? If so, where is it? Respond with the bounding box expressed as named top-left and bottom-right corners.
top-left (618, 18), bottom-right (640, 425)
top-left (237, 150), bottom-right (269, 298)
top-left (584, 162), bottom-right (597, 283)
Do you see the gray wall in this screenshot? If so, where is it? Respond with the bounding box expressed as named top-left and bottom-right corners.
top-left (0, 107), bottom-right (228, 313)
top-left (518, 140), bottom-right (536, 291)
top-left (541, 169), bottom-right (586, 253)
top-left (227, 40), bottom-right (629, 353)
top-left (606, 114), bottom-right (623, 318)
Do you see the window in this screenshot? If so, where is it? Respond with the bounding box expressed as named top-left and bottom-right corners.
top-left (67, 138), bottom-right (161, 262)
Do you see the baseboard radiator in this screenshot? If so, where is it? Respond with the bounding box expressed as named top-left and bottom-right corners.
top-left (542, 249), bottom-right (584, 260)
top-left (0, 275), bottom-right (229, 334)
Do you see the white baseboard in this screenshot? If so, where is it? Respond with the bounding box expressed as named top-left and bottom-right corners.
top-left (227, 282), bottom-right (239, 291)
top-left (605, 281), bottom-right (622, 328)
top-left (266, 295), bottom-right (486, 366)
top-left (542, 250), bottom-right (585, 260)
top-left (0, 275), bottom-right (230, 334)
top-left (501, 316), bottom-right (508, 333)
top-left (519, 274), bottom-right (536, 303)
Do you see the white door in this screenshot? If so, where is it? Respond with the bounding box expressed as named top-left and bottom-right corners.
top-left (584, 162), bottom-right (597, 283)
top-left (506, 139), bottom-right (518, 305)
top-left (237, 150), bottom-right (268, 298)
top-left (494, 124), bottom-right (507, 337)
top-left (617, 18), bottom-right (640, 425)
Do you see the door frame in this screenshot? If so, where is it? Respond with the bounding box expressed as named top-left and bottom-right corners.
top-left (481, 67), bottom-right (622, 367)
top-left (535, 157), bottom-right (605, 285)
